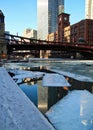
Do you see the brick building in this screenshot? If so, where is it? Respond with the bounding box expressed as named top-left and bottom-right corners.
top-left (58, 13), bottom-right (93, 44)
top-left (70, 19), bottom-right (93, 44)
top-left (47, 12), bottom-right (93, 46)
top-left (47, 13), bottom-right (70, 43)
top-left (58, 13), bottom-right (70, 43)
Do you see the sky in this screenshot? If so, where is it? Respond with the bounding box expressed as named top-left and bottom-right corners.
top-left (0, 0), bottom-right (85, 36)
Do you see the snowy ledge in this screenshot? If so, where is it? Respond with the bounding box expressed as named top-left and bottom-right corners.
top-left (0, 67), bottom-right (55, 130)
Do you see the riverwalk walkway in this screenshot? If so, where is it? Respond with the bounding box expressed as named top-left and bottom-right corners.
top-left (0, 67), bottom-right (55, 130)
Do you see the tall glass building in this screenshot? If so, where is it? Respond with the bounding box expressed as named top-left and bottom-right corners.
top-left (37, 0), bottom-right (64, 40)
top-left (85, 0), bottom-right (93, 19)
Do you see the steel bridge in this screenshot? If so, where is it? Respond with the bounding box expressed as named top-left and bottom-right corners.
top-left (5, 33), bottom-right (93, 58)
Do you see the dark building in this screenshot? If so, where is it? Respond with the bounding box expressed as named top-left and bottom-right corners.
top-left (0, 10), bottom-right (5, 39)
top-left (0, 10), bottom-right (7, 59)
top-left (58, 13), bottom-right (70, 42)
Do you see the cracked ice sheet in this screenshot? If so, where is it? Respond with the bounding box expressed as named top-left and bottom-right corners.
top-left (8, 69), bottom-right (45, 79)
top-left (8, 69), bottom-right (33, 75)
top-left (49, 69), bottom-right (93, 82)
top-left (0, 67), bottom-right (55, 130)
top-left (46, 90), bottom-right (93, 130)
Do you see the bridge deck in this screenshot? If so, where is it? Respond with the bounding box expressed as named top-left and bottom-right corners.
top-left (4, 33), bottom-right (93, 57)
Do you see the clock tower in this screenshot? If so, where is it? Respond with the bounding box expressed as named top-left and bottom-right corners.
top-left (58, 13), bottom-right (70, 42)
top-left (0, 10), bottom-right (7, 59)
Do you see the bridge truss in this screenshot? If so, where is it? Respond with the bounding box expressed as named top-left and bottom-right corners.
top-left (5, 33), bottom-right (93, 59)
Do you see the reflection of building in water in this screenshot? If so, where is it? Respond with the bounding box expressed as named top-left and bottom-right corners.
top-left (38, 77), bottom-right (93, 113)
top-left (69, 78), bottom-right (93, 93)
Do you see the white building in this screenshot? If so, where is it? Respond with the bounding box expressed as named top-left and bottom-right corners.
top-left (85, 0), bottom-right (93, 19)
top-left (22, 28), bottom-right (37, 39)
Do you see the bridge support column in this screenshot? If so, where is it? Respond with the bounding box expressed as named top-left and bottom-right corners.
top-left (75, 52), bottom-right (84, 59)
top-left (40, 50), bottom-right (50, 58)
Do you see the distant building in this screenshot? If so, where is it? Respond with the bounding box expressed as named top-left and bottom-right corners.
top-left (22, 28), bottom-right (37, 39)
top-left (85, 0), bottom-right (93, 19)
top-left (47, 31), bottom-right (58, 42)
top-left (37, 0), bottom-right (64, 40)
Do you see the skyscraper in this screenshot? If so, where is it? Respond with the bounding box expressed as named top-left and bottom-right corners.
top-left (85, 0), bottom-right (93, 19)
top-left (37, 0), bottom-right (64, 40)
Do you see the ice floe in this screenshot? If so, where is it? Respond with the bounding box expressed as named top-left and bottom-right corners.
top-left (42, 73), bottom-right (71, 87)
top-left (8, 69), bottom-right (44, 80)
top-left (49, 69), bottom-right (93, 82)
top-left (46, 90), bottom-right (93, 130)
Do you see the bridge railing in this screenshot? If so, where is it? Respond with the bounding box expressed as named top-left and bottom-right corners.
top-left (5, 33), bottom-right (66, 45)
top-left (5, 33), bottom-right (93, 51)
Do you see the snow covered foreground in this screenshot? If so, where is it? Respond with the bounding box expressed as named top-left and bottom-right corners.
top-left (0, 67), bottom-right (55, 130)
top-left (46, 90), bottom-right (93, 130)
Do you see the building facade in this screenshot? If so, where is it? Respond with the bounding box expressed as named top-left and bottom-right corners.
top-left (22, 28), bottom-right (37, 39)
top-left (37, 0), bottom-right (64, 40)
top-left (70, 19), bottom-right (93, 44)
top-left (47, 31), bottom-right (58, 42)
top-left (85, 0), bottom-right (93, 19)
top-left (60, 18), bottom-right (93, 45)
top-left (64, 26), bottom-right (70, 43)
top-left (0, 10), bottom-right (7, 59)
top-left (48, 13), bottom-right (93, 45)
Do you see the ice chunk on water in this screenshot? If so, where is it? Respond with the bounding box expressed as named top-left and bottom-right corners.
top-left (42, 73), bottom-right (71, 87)
top-left (46, 90), bottom-right (93, 130)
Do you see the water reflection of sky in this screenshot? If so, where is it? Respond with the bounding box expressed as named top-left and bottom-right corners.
top-left (3, 60), bottom-right (93, 79)
top-left (19, 83), bottom-right (38, 106)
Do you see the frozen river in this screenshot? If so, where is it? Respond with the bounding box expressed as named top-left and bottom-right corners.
top-left (2, 59), bottom-right (93, 130)
top-left (3, 59), bottom-right (93, 113)
top-left (3, 59), bottom-right (93, 79)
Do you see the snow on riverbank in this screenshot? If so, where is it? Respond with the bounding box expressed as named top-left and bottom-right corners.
top-left (0, 67), bottom-right (55, 130)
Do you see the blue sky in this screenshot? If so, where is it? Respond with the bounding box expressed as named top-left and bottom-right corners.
top-left (0, 0), bottom-right (85, 35)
